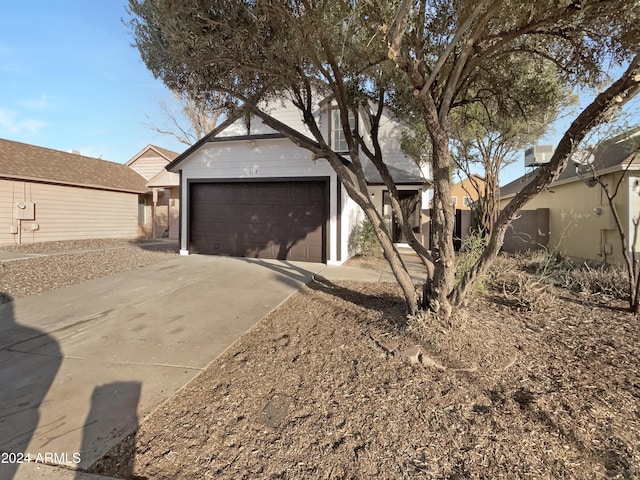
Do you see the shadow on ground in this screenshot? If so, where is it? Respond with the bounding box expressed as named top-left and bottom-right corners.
top-left (0, 293), bottom-right (61, 480)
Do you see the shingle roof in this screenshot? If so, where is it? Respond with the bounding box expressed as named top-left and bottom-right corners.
top-left (0, 138), bottom-right (148, 193)
top-left (500, 131), bottom-right (640, 198)
top-left (149, 145), bottom-right (180, 161)
top-left (363, 157), bottom-right (428, 185)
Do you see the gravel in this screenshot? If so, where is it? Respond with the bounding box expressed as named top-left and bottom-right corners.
top-left (0, 239), bottom-right (178, 303)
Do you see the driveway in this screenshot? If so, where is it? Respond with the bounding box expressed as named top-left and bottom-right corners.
top-left (0, 255), bottom-right (328, 479)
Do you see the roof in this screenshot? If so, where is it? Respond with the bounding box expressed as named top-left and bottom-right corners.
top-left (363, 158), bottom-right (428, 185)
top-left (0, 138), bottom-right (148, 193)
top-left (500, 131), bottom-right (640, 198)
top-left (149, 145), bottom-right (180, 161)
top-left (125, 144), bottom-right (180, 166)
top-left (167, 106), bottom-right (428, 185)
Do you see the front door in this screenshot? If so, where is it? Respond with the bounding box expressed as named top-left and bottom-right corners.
top-left (382, 190), bottom-right (421, 243)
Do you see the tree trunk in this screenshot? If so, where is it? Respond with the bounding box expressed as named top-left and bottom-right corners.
top-left (424, 127), bottom-right (456, 316)
top-left (450, 54), bottom-right (640, 308)
top-left (361, 205), bottom-right (421, 314)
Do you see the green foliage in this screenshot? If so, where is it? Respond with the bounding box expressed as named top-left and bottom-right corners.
top-left (128, 0), bottom-right (640, 314)
top-left (349, 219), bottom-right (381, 256)
top-left (455, 232), bottom-right (486, 290)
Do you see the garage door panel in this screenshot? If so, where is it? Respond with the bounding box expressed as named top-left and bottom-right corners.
top-left (190, 181), bottom-right (326, 262)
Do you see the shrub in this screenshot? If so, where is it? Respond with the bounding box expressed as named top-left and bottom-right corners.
top-left (455, 232), bottom-right (487, 291)
top-left (496, 249), bottom-right (629, 301)
top-left (349, 219), bottom-right (381, 256)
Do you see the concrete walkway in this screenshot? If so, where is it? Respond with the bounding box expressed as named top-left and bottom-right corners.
top-left (0, 253), bottom-right (424, 479)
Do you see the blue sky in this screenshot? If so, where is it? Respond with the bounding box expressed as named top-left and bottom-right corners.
top-left (0, 2), bottom-right (634, 185)
top-left (0, 1), bottom-right (186, 162)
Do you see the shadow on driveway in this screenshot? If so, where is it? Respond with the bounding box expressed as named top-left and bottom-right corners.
top-left (0, 293), bottom-right (61, 480)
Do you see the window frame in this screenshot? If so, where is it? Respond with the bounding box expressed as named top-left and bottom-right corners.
top-left (329, 105), bottom-right (357, 153)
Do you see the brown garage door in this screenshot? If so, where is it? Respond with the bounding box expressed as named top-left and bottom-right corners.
top-left (189, 181), bottom-right (326, 262)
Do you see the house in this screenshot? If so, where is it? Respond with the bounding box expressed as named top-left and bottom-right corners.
top-left (126, 145), bottom-right (180, 240)
top-left (0, 138), bottom-right (148, 246)
top-left (165, 98), bottom-right (430, 264)
top-left (451, 174), bottom-right (486, 210)
top-left (499, 129), bottom-right (640, 264)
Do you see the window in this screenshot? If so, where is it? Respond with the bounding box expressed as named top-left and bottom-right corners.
top-left (451, 196), bottom-right (458, 207)
top-left (138, 196), bottom-right (146, 225)
top-left (330, 107), bottom-right (356, 152)
top-left (463, 196), bottom-right (473, 207)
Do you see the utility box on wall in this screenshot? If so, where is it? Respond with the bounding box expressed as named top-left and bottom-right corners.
top-left (14, 202), bottom-right (36, 220)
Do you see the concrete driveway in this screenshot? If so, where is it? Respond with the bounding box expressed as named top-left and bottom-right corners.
top-left (0, 254), bottom-right (330, 479)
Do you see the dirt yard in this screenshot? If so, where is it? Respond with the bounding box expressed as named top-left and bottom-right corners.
top-left (90, 256), bottom-right (640, 479)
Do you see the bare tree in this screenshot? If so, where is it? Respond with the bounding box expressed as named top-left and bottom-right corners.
top-left (573, 113), bottom-right (640, 313)
top-left (128, 0), bottom-right (640, 317)
top-left (145, 91), bottom-right (222, 146)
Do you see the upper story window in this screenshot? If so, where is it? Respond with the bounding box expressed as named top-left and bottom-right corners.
top-left (330, 106), bottom-right (356, 153)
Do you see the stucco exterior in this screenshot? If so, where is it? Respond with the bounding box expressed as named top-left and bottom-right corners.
top-left (450, 175), bottom-right (486, 210)
top-left (500, 171), bottom-right (635, 265)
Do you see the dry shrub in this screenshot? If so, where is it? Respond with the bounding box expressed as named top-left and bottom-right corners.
top-left (512, 249), bottom-right (629, 300)
top-left (496, 270), bottom-right (556, 312)
top-left (558, 263), bottom-right (629, 299)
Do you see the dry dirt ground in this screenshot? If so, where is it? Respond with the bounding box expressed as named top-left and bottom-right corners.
top-left (89, 255), bottom-right (640, 479)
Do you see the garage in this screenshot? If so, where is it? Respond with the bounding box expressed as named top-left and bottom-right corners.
top-left (189, 180), bottom-right (327, 262)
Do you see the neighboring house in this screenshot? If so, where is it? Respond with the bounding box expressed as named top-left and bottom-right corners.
top-left (126, 145), bottom-right (180, 240)
top-left (450, 174), bottom-right (486, 210)
top-left (165, 98), bottom-right (430, 264)
top-left (499, 129), bottom-right (640, 264)
top-left (0, 138), bottom-right (148, 246)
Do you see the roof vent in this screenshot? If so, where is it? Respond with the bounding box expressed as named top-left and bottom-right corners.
top-left (68, 149), bottom-right (81, 155)
top-left (524, 145), bottom-right (554, 167)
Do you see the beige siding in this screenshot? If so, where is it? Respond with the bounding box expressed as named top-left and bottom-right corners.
top-left (128, 151), bottom-right (169, 180)
top-left (137, 188), bottom-right (180, 240)
top-left (0, 179), bottom-right (140, 246)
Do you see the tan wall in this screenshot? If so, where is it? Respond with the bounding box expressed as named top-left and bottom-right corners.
top-left (500, 173), bottom-right (630, 264)
top-left (0, 179), bottom-right (141, 246)
top-left (138, 188), bottom-right (180, 240)
top-left (128, 151), bottom-right (169, 180)
top-left (451, 176), bottom-right (485, 210)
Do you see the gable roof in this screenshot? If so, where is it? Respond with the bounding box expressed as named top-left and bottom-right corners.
top-left (0, 138), bottom-right (148, 193)
top-left (500, 131), bottom-right (640, 198)
top-left (166, 105), bottom-right (428, 185)
top-left (126, 144), bottom-right (180, 166)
